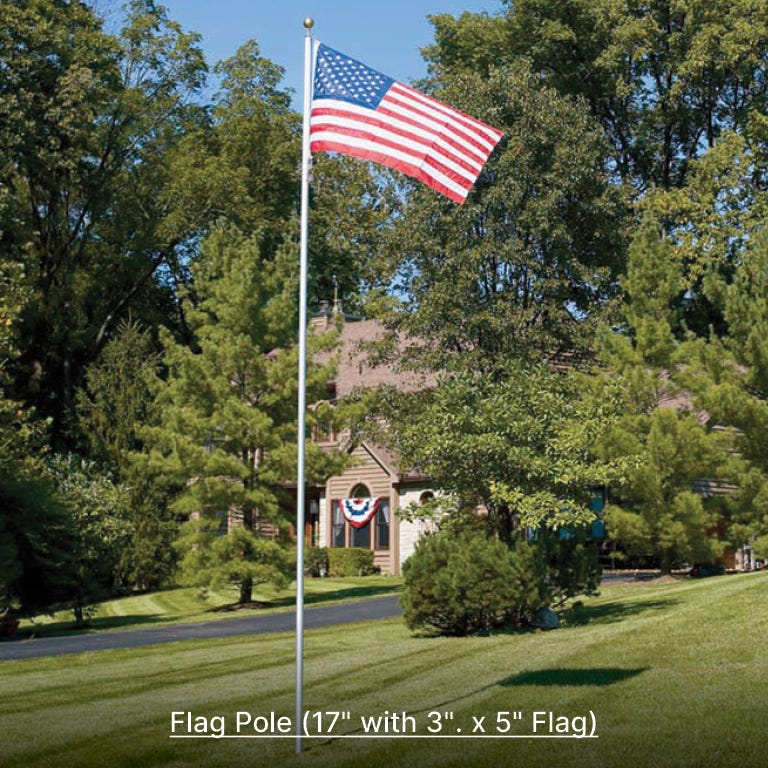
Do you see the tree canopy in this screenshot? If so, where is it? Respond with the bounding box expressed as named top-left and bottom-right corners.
top-left (5, 0), bottom-right (768, 620)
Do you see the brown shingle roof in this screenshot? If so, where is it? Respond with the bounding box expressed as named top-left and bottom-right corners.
top-left (317, 316), bottom-right (436, 398)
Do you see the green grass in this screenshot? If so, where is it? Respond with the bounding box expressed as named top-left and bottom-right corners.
top-left (2, 572), bottom-right (767, 768)
top-left (16, 576), bottom-right (403, 638)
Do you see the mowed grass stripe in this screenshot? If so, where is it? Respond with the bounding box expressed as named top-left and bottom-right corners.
top-left (20, 576), bottom-right (402, 637)
top-left (2, 573), bottom-right (766, 768)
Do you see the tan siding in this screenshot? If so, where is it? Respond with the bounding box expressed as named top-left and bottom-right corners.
top-left (373, 551), bottom-right (390, 572)
top-left (327, 444), bottom-right (392, 499)
top-left (325, 443), bottom-right (398, 574)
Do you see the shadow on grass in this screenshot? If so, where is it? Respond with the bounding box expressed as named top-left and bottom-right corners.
top-left (500, 667), bottom-right (648, 687)
top-left (18, 583), bottom-right (402, 638)
top-left (564, 596), bottom-right (679, 626)
top-left (18, 614), bottom-right (169, 639)
top-left (394, 667), bottom-right (648, 729)
top-left (210, 583), bottom-right (402, 611)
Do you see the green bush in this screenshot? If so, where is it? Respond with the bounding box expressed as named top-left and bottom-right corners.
top-left (327, 547), bottom-right (376, 577)
top-left (400, 529), bottom-right (547, 635)
top-left (304, 547), bottom-right (329, 577)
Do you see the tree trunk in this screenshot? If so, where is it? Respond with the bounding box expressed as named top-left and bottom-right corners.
top-left (73, 601), bottom-right (86, 628)
top-left (238, 576), bottom-right (253, 604)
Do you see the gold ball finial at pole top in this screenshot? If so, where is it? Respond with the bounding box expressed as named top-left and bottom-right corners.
top-left (303, 18), bottom-right (314, 29)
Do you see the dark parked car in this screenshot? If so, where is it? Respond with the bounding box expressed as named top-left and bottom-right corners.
top-left (689, 563), bottom-right (726, 578)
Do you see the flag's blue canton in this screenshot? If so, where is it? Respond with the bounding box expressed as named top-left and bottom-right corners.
top-left (313, 43), bottom-right (394, 110)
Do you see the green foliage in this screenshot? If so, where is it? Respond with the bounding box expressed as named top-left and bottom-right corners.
top-left (0, 467), bottom-right (76, 618)
top-left (501, 0), bottom-right (768, 191)
top-left (135, 226), bottom-right (345, 525)
top-left (375, 60), bottom-right (628, 370)
top-left (77, 321), bottom-right (161, 470)
top-left (160, 39), bottom-right (298, 254)
top-left (136, 225), bottom-right (349, 601)
top-left (120, 474), bottom-right (183, 592)
top-left (1, 0), bottom-right (207, 447)
top-left (308, 154), bottom-right (397, 313)
top-left (597, 222), bottom-right (732, 569)
top-left (599, 217), bottom-right (683, 376)
top-left (44, 455), bottom-right (132, 624)
top-left (173, 518), bottom-right (293, 604)
top-left (423, 11), bottom-right (512, 82)
top-left (304, 547), bottom-right (330, 578)
top-left (387, 362), bottom-right (624, 540)
top-left (535, 528), bottom-right (602, 608)
top-left (0, 258), bottom-right (79, 619)
top-left (422, 2), bottom-right (768, 337)
top-left (77, 323), bottom-right (180, 590)
top-left (327, 547), bottom-right (376, 577)
top-left (674, 230), bottom-right (768, 555)
top-left (601, 409), bottom-right (729, 570)
top-left (400, 529), bottom-right (547, 635)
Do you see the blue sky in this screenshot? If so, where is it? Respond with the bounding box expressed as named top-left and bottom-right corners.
top-left (159, 1), bottom-right (504, 101)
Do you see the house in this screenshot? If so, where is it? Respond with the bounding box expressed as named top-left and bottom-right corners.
top-left (303, 302), bottom-right (436, 575)
top-left (295, 304), bottom-right (762, 576)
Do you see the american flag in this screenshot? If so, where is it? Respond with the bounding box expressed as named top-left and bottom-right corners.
top-left (310, 42), bottom-right (503, 204)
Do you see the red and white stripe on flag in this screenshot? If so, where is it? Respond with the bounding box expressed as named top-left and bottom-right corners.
top-left (310, 42), bottom-right (503, 204)
top-left (340, 497), bottom-right (381, 528)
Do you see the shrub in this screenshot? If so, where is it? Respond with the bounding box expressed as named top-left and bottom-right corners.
top-left (304, 547), bottom-right (329, 577)
top-left (535, 528), bottom-right (602, 607)
top-left (400, 529), bottom-right (547, 635)
top-left (327, 547), bottom-right (376, 577)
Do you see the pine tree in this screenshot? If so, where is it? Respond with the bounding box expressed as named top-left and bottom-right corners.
top-left (597, 220), bottom-right (731, 570)
top-left (135, 226), bottom-right (343, 603)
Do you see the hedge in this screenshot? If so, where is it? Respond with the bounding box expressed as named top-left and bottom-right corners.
top-left (327, 547), bottom-right (376, 577)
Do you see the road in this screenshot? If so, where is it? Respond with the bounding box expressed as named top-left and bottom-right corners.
top-left (0, 595), bottom-right (402, 662)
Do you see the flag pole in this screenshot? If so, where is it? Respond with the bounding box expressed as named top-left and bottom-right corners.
top-left (295, 16), bottom-right (314, 756)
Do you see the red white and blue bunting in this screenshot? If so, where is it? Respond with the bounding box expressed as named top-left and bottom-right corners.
top-left (340, 497), bottom-right (380, 529)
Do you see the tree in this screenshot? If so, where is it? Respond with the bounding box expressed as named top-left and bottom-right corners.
top-left (379, 360), bottom-right (624, 610)
top-left (173, 518), bottom-right (293, 604)
top-left (78, 320), bottom-right (161, 469)
top-left (307, 154), bottom-right (397, 314)
top-left (600, 409), bottom-right (728, 570)
top-left (596, 220), bottom-right (732, 570)
top-left (423, 3), bottom-right (768, 337)
top-left (495, 0), bottom-right (768, 191)
top-left (0, 255), bottom-right (76, 619)
top-left (675, 230), bottom-right (768, 560)
top-left (389, 365), bottom-right (623, 540)
top-left (160, 39), bottom-right (299, 257)
top-left (0, 0), bottom-right (207, 448)
top-left (135, 226), bottom-right (346, 604)
top-left (44, 455), bottom-right (132, 626)
top-left (0, 467), bottom-right (76, 620)
top-left (374, 61), bottom-right (628, 373)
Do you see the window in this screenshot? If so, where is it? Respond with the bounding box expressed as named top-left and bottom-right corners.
top-left (351, 521), bottom-right (370, 548)
top-left (349, 484), bottom-right (371, 547)
top-left (332, 502), bottom-right (345, 548)
top-left (376, 500), bottom-right (390, 550)
top-left (331, 486), bottom-right (390, 551)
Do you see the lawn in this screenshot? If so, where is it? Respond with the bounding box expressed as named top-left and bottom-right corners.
top-left (16, 575), bottom-right (402, 638)
top-left (2, 572), bottom-right (766, 768)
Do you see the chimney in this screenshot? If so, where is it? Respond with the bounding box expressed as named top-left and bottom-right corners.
top-left (310, 300), bottom-right (333, 331)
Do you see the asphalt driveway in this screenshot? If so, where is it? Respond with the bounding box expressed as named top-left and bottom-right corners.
top-left (0, 595), bottom-right (402, 661)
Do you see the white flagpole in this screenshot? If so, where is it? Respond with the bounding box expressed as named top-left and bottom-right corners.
top-left (295, 16), bottom-right (314, 756)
